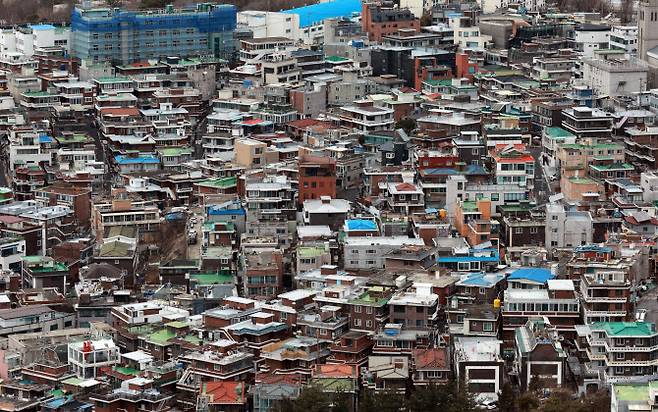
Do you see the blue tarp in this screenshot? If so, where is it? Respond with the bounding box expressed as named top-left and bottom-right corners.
top-left (283, 0), bottom-right (362, 28)
top-left (507, 268), bottom-right (554, 283)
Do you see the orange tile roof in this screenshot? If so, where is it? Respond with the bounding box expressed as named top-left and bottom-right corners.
top-left (201, 381), bottom-right (247, 405)
top-left (313, 363), bottom-right (356, 378)
top-left (412, 348), bottom-right (448, 370)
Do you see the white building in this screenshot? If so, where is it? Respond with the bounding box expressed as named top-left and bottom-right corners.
top-left (452, 16), bottom-right (492, 50)
top-left (640, 171), bottom-right (658, 202)
top-left (8, 130), bottom-right (53, 172)
top-left (339, 101), bottom-right (394, 132)
top-left (610, 25), bottom-right (638, 54)
top-left (238, 11), bottom-right (302, 41)
top-left (1, 25), bottom-right (70, 59)
top-left (582, 55), bottom-right (648, 97)
top-left (68, 338), bottom-right (119, 379)
top-left (110, 301), bottom-right (189, 327)
top-left (545, 201), bottom-right (593, 251)
top-left (573, 24), bottom-right (611, 58)
top-left (0, 238), bottom-right (26, 272)
top-left (343, 236), bottom-right (425, 270)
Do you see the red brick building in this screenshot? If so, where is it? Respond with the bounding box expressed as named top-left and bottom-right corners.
top-left (298, 155), bottom-right (337, 205)
top-left (361, 2), bottom-right (420, 42)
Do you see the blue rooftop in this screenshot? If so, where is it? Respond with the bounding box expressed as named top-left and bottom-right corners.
top-left (283, 0), bottom-right (362, 28)
top-left (208, 206), bottom-right (246, 216)
top-left (39, 134), bottom-right (54, 144)
top-left (31, 24), bottom-right (56, 31)
top-left (115, 155), bottom-right (160, 165)
top-left (575, 245), bottom-right (613, 254)
top-left (456, 272), bottom-right (505, 287)
top-left (507, 268), bottom-right (554, 284)
top-left (346, 219), bottom-right (377, 231)
top-left (422, 164), bottom-right (488, 176)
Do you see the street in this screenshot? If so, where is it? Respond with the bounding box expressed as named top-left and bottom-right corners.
top-left (636, 285), bottom-right (658, 326)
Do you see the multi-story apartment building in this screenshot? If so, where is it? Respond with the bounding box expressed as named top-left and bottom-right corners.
top-left (503, 275), bottom-right (579, 347)
top-left (68, 338), bottom-right (120, 379)
top-left (491, 144), bottom-right (535, 190)
top-left (609, 25), bottom-right (638, 54)
top-left (342, 236), bottom-right (425, 270)
top-left (91, 191), bottom-right (160, 242)
top-left (531, 55), bottom-right (576, 86)
top-left (561, 106), bottom-right (615, 140)
top-left (388, 283), bottom-right (439, 331)
top-left (70, 3), bottom-right (237, 64)
top-left (577, 263), bottom-right (632, 324)
top-left (578, 322), bottom-right (658, 386)
top-left (339, 101), bottom-right (394, 133)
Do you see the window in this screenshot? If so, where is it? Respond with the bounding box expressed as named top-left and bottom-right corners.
top-left (479, 287), bottom-right (486, 295)
top-left (386, 153), bottom-right (395, 159)
top-left (515, 227), bottom-right (523, 234)
top-left (483, 322), bottom-right (493, 332)
top-left (366, 320), bottom-right (373, 327)
top-left (354, 305), bottom-right (362, 313)
top-left (354, 319), bottom-right (362, 327)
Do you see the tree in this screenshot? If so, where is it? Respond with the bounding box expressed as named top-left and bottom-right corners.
top-left (395, 118), bottom-right (416, 134)
top-left (420, 10), bottom-right (432, 27)
top-left (498, 383), bottom-right (517, 412)
top-left (289, 385), bottom-right (331, 412)
top-left (359, 390), bottom-right (404, 412)
top-left (517, 392), bottom-right (540, 412)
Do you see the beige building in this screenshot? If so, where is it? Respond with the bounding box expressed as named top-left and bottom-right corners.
top-left (638, 0), bottom-right (658, 86)
top-left (234, 138), bottom-right (278, 168)
top-left (560, 176), bottom-right (604, 202)
top-left (556, 141), bottom-right (625, 178)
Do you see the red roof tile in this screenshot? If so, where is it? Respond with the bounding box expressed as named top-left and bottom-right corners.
top-left (412, 348), bottom-right (448, 370)
top-left (201, 381), bottom-right (247, 404)
top-left (99, 107), bottom-right (140, 117)
top-left (395, 182), bottom-right (419, 192)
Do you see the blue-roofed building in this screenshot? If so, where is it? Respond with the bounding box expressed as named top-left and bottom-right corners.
top-left (437, 247), bottom-right (500, 272)
top-left (206, 200), bottom-right (247, 234)
top-left (114, 155), bottom-right (160, 174)
top-left (282, 0), bottom-right (361, 43)
top-left (507, 268), bottom-right (555, 287)
top-left (343, 219), bottom-right (379, 236)
top-left (283, 0), bottom-right (361, 28)
top-left (454, 272), bottom-right (505, 304)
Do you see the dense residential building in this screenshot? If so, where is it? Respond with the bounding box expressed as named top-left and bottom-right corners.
top-left (70, 3), bottom-right (238, 64)
top-left (4, 2), bottom-right (658, 410)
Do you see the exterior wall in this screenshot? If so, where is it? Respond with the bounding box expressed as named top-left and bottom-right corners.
top-left (70, 5), bottom-right (237, 64)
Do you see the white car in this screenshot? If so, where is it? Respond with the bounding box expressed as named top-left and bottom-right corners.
top-left (477, 400), bottom-right (497, 410)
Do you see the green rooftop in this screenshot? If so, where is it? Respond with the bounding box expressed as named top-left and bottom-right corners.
top-left (197, 176), bottom-right (237, 189)
top-left (590, 163), bottom-right (634, 171)
top-left (349, 288), bottom-right (389, 306)
top-left (165, 321), bottom-right (189, 329)
top-left (593, 321), bottom-right (656, 337)
top-left (614, 382), bottom-right (658, 402)
top-left (55, 134), bottom-right (90, 143)
top-left (114, 366), bottom-right (140, 376)
top-left (545, 127), bottom-right (575, 138)
top-left (23, 91), bottom-right (57, 97)
top-left (147, 329), bottom-right (177, 345)
top-left (298, 246), bottom-right (326, 258)
top-left (462, 201), bottom-right (479, 212)
top-left (569, 177), bottom-right (596, 184)
top-left (190, 273), bottom-right (234, 285)
top-left (183, 334), bottom-right (202, 345)
top-left (158, 147), bottom-right (193, 157)
top-left (325, 55), bottom-right (350, 63)
top-left (95, 76), bottom-right (132, 84)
